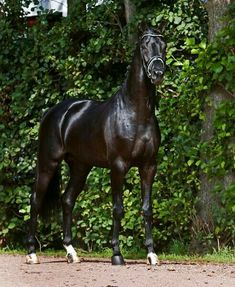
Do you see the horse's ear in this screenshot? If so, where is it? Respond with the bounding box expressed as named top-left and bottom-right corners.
top-left (157, 20), bottom-right (167, 35)
top-left (138, 22), bottom-right (148, 34)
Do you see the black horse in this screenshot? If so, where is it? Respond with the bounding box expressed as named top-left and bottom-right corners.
top-left (26, 27), bottom-right (167, 265)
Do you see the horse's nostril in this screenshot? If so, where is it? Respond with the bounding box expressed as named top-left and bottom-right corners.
top-left (154, 71), bottom-right (163, 77)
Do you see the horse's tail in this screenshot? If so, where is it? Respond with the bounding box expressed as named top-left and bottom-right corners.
top-left (39, 167), bottom-right (61, 221)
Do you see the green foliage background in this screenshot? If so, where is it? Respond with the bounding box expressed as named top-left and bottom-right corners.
top-left (0, 0), bottom-right (234, 252)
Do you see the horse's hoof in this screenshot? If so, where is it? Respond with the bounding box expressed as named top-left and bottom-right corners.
top-left (67, 253), bottom-right (80, 263)
top-left (26, 253), bottom-right (39, 264)
top-left (111, 255), bottom-right (125, 265)
top-left (147, 252), bottom-right (159, 266)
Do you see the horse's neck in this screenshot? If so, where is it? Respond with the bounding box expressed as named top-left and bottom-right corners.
top-left (121, 47), bottom-right (155, 119)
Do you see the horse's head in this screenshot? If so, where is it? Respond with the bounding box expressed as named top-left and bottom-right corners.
top-left (140, 28), bottom-right (167, 85)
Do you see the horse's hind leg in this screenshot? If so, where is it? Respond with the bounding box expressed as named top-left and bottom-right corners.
top-left (62, 163), bottom-right (91, 263)
top-left (26, 160), bottom-right (61, 264)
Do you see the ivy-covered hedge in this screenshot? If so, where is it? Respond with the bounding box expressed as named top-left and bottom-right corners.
top-left (0, 0), bottom-right (234, 252)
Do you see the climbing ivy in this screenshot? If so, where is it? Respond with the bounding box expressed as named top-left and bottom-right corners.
top-left (175, 2), bottom-right (235, 246)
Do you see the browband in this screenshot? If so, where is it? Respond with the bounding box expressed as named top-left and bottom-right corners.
top-left (141, 33), bottom-right (164, 40)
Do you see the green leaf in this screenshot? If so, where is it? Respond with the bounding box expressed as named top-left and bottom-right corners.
top-left (187, 159), bottom-right (194, 166)
top-left (8, 223), bottom-right (16, 229)
top-left (174, 16), bottom-right (182, 24)
top-left (199, 39), bottom-right (207, 50)
top-left (185, 38), bottom-right (195, 46)
top-left (19, 208), bottom-right (26, 214)
top-left (196, 160), bottom-right (202, 167)
top-left (191, 48), bottom-right (199, 54)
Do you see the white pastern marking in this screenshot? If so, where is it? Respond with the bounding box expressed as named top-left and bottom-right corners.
top-left (147, 252), bottom-right (159, 266)
top-left (64, 244), bottom-right (80, 263)
top-left (26, 253), bottom-right (39, 264)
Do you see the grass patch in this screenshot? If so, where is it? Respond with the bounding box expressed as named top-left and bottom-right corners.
top-left (0, 247), bottom-right (234, 264)
top-left (160, 247), bottom-right (235, 264)
top-left (203, 248), bottom-right (235, 264)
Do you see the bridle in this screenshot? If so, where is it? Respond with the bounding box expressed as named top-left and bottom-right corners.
top-left (140, 33), bottom-right (165, 79)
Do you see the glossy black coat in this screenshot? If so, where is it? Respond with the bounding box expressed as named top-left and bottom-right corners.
top-left (27, 28), bottom-right (167, 264)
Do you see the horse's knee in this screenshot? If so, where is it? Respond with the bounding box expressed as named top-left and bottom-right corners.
top-left (113, 205), bottom-right (124, 220)
top-left (142, 205), bottom-right (152, 220)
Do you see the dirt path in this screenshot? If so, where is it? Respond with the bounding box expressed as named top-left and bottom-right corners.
top-left (0, 254), bottom-right (234, 287)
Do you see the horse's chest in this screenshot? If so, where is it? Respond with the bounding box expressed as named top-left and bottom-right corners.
top-left (131, 127), bottom-right (157, 160)
top-left (111, 120), bottom-right (158, 161)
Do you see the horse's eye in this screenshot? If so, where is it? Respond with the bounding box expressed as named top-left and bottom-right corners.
top-left (141, 44), bottom-right (148, 51)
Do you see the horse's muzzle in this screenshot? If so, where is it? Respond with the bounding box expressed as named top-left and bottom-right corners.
top-left (151, 70), bottom-right (164, 85)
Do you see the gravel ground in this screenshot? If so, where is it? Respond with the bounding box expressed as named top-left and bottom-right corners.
top-left (0, 254), bottom-right (234, 287)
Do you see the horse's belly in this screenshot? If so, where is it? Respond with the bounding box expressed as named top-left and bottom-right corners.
top-left (64, 127), bottom-right (110, 167)
top-left (76, 143), bottom-right (109, 167)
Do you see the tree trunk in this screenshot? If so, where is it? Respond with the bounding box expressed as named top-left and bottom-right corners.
top-left (124, 0), bottom-right (137, 45)
top-left (67, 0), bottom-right (86, 18)
top-left (67, 0), bottom-right (75, 17)
top-left (195, 0), bottom-right (234, 249)
top-left (124, 0), bottom-right (136, 23)
top-left (206, 0), bottom-right (231, 41)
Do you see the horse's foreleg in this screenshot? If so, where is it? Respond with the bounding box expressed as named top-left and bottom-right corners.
top-left (110, 164), bottom-right (127, 265)
top-left (62, 164), bottom-right (91, 263)
top-left (139, 164), bottom-right (159, 266)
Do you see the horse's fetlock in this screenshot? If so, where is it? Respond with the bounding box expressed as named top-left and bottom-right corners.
top-left (145, 238), bottom-right (154, 249)
top-left (63, 237), bottom-right (72, 246)
top-left (27, 235), bottom-right (36, 245)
